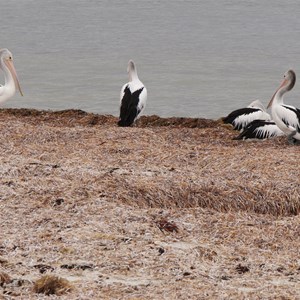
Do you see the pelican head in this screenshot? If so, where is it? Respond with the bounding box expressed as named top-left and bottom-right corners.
top-left (267, 69), bottom-right (296, 109)
top-left (248, 99), bottom-right (266, 111)
top-left (0, 48), bottom-right (23, 96)
top-left (127, 59), bottom-right (137, 81)
top-left (284, 69), bottom-right (296, 91)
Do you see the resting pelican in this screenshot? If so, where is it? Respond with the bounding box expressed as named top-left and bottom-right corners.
top-left (118, 60), bottom-right (147, 127)
top-left (233, 120), bottom-right (284, 140)
top-left (0, 48), bottom-right (23, 104)
top-left (222, 99), bottom-right (271, 131)
top-left (267, 70), bottom-right (300, 144)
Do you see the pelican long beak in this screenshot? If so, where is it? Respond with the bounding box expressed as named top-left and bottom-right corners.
top-left (5, 59), bottom-right (23, 96)
top-left (267, 79), bottom-right (288, 109)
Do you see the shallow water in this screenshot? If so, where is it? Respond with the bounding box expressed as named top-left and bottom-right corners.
top-left (2, 0), bottom-right (300, 118)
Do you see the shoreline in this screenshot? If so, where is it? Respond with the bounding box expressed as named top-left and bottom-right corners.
top-left (0, 108), bottom-right (220, 128)
top-left (0, 108), bottom-right (300, 298)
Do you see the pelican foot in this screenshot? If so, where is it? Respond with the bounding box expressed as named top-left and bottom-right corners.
top-left (287, 131), bottom-right (300, 145)
top-left (289, 138), bottom-right (300, 145)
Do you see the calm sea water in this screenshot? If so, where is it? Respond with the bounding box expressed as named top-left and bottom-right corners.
top-left (2, 0), bottom-right (300, 118)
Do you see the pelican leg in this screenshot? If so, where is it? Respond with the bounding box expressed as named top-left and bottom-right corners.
top-left (133, 119), bottom-right (139, 127)
top-left (294, 140), bottom-right (300, 145)
top-left (287, 130), bottom-right (300, 145)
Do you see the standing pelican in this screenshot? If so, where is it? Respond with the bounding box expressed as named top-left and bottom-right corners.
top-left (0, 48), bottom-right (23, 104)
top-left (118, 60), bottom-right (147, 127)
top-left (267, 70), bottom-right (300, 144)
top-left (222, 99), bottom-right (271, 131)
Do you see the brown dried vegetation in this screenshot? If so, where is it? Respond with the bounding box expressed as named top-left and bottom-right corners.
top-left (0, 272), bottom-right (11, 287)
top-left (0, 108), bottom-right (300, 299)
top-left (33, 275), bottom-right (72, 295)
top-left (156, 218), bottom-right (179, 233)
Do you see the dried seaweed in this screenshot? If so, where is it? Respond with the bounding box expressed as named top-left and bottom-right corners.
top-left (33, 275), bottom-right (72, 295)
top-left (0, 109), bottom-right (300, 299)
top-left (0, 272), bottom-right (11, 286)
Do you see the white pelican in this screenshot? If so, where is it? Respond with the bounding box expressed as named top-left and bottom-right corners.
top-left (233, 119), bottom-right (284, 140)
top-left (267, 69), bottom-right (300, 144)
top-left (118, 60), bottom-right (147, 127)
top-left (0, 48), bottom-right (23, 104)
top-left (222, 99), bottom-right (271, 131)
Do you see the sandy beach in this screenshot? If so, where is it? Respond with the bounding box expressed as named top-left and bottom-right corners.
top-left (0, 108), bottom-right (300, 299)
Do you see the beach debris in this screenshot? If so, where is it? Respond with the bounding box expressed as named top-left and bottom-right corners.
top-left (156, 218), bottom-right (179, 233)
top-left (60, 263), bottom-right (94, 270)
top-left (120, 237), bottom-right (132, 244)
top-left (220, 275), bottom-right (232, 281)
top-left (33, 264), bottom-right (54, 274)
top-left (33, 275), bottom-right (72, 296)
top-left (0, 258), bottom-right (8, 266)
top-left (0, 272), bottom-right (11, 286)
top-left (235, 264), bottom-right (250, 274)
top-left (53, 198), bottom-right (64, 206)
top-left (277, 266), bottom-right (285, 273)
top-left (158, 247), bottom-right (165, 255)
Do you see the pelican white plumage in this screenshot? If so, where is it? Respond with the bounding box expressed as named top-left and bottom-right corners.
top-left (118, 60), bottom-right (147, 127)
top-left (267, 69), bottom-right (300, 144)
top-left (0, 48), bottom-right (23, 104)
top-left (233, 119), bottom-right (284, 140)
top-left (222, 99), bottom-right (271, 131)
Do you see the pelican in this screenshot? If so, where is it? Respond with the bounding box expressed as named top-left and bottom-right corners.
top-left (222, 99), bottom-right (271, 131)
top-left (118, 60), bottom-right (147, 127)
top-left (233, 119), bottom-right (284, 140)
top-left (0, 48), bottom-right (23, 104)
top-left (267, 69), bottom-right (300, 144)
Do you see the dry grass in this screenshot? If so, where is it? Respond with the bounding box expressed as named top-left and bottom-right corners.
top-left (0, 108), bottom-right (300, 299)
top-left (33, 275), bottom-right (72, 295)
top-left (0, 272), bottom-right (11, 287)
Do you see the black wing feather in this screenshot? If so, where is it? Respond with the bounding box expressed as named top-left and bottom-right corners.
top-left (233, 120), bottom-right (279, 140)
top-left (222, 107), bottom-right (261, 130)
top-left (118, 86), bottom-right (144, 127)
